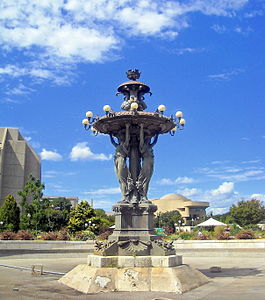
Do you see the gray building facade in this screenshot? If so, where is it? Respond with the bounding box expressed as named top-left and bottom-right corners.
top-left (0, 128), bottom-right (41, 206)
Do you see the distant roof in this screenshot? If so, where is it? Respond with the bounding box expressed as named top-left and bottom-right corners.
top-left (159, 193), bottom-right (190, 201)
top-left (197, 217), bottom-right (227, 227)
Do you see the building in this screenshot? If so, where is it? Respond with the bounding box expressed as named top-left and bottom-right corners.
top-left (0, 128), bottom-right (41, 206)
top-left (43, 196), bottom-right (79, 208)
top-left (151, 193), bottom-right (209, 225)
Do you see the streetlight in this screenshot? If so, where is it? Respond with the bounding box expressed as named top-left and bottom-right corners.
top-left (178, 219), bottom-right (181, 231)
top-left (0, 221), bottom-right (3, 232)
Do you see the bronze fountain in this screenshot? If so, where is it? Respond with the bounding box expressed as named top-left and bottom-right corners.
top-left (82, 69), bottom-right (185, 257)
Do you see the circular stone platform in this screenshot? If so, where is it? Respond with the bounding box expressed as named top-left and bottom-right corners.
top-left (94, 112), bottom-right (175, 136)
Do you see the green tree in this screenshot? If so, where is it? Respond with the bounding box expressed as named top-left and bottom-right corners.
top-left (20, 197), bottom-right (72, 232)
top-left (94, 208), bottom-right (114, 227)
top-left (155, 210), bottom-right (183, 232)
top-left (20, 198), bottom-right (50, 232)
top-left (46, 198), bottom-right (72, 231)
top-left (17, 174), bottom-right (45, 209)
top-left (230, 199), bottom-right (265, 227)
top-left (0, 195), bottom-right (20, 232)
top-left (67, 201), bottom-right (97, 233)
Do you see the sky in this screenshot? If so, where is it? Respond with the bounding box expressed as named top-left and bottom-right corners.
top-left (1, 0), bottom-right (265, 214)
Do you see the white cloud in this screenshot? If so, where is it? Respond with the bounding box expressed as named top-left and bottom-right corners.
top-left (244, 10), bottom-right (263, 18)
top-left (170, 47), bottom-right (205, 55)
top-left (197, 162), bottom-right (265, 183)
top-left (84, 187), bottom-right (120, 195)
top-left (5, 83), bottom-right (35, 96)
top-left (177, 187), bottom-right (200, 197)
top-left (210, 170), bottom-right (265, 182)
top-left (0, 0), bottom-right (248, 87)
top-left (251, 194), bottom-right (265, 202)
top-left (241, 159), bottom-right (261, 164)
top-left (158, 176), bottom-right (194, 185)
top-left (43, 170), bottom-right (76, 178)
top-left (211, 24), bottom-right (227, 33)
top-left (70, 142), bottom-right (112, 161)
top-left (208, 68), bottom-right (244, 81)
top-left (40, 149), bottom-right (63, 161)
top-left (211, 181), bottom-right (234, 196)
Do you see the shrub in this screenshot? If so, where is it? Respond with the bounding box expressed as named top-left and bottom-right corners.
top-left (196, 233), bottom-right (210, 240)
top-left (216, 232), bottom-right (230, 240)
top-left (179, 232), bottom-right (195, 240)
top-left (230, 224), bottom-right (241, 235)
top-left (15, 230), bottom-right (35, 240)
top-left (243, 224), bottom-right (260, 231)
top-left (40, 232), bottom-right (59, 240)
top-left (235, 230), bottom-right (255, 239)
top-left (96, 230), bottom-right (112, 241)
top-left (214, 226), bottom-right (226, 235)
top-left (74, 230), bottom-right (96, 241)
top-left (0, 231), bottom-right (16, 240)
top-left (57, 230), bottom-right (70, 241)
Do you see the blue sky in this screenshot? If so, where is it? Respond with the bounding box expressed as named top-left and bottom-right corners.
top-left (1, 0), bottom-right (265, 214)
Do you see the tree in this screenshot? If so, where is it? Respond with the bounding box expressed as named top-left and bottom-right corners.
top-left (67, 201), bottom-right (97, 233)
top-left (17, 174), bottom-right (45, 208)
top-left (155, 210), bottom-right (183, 232)
top-left (20, 197), bottom-right (72, 232)
top-left (230, 199), bottom-right (265, 227)
top-left (0, 195), bottom-right (20, 232)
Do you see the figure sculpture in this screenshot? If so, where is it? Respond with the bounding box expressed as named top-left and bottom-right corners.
top-left (137, 124), bottom-right (158, 203)
top-left (110, 123), bottom-right (131, 202)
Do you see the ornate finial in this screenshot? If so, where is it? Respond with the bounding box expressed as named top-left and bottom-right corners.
top-left (126, 69), bottom-right (141, 81)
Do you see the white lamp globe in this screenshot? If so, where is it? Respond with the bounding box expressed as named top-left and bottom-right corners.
top-left (86, 111), bottom-right (93, 118)
top-left (171, 127), bottom-right (177, 132)
top-left (175, 111), bottom-right (183, 118)
top-left (82, 119), bottom-right (89, 125)
top-left (158, 105), bottom-right (166, 112)
top-left (131, 102), bottom-right (139, 110)
top-left (179, 118), bottom-right (186, 125)
top-left (103, 105), bottom-right (111, 112)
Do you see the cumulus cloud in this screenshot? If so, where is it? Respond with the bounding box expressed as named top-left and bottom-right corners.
top-left (211, 181), bottom-right (234, 196)
top-left (176, 187), bottom-right (200, 197)
top-left (0, 0), bottom-right (248, 88)
top-left (83, 187), bottom-right (120, 195)
top-left (70, 142), bottom-right (112, 161)
top-left (40, 149), bottom-right (63, 161)
top-left (158, 176), bottom-right (194, 185)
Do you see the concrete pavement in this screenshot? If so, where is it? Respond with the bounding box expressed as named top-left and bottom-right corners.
top-left (0, 251), bottom-right (264, 299)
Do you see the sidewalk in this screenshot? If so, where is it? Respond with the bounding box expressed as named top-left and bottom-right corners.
top-left (0, 251), bottom-right (264, 299)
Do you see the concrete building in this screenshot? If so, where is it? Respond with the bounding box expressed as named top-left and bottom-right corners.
top-left (151, 193), bottom-right (209, 225)
top-left (43, 196), bottom-right (79, 208)
top-left (0, 128), bottom-right (41, 206)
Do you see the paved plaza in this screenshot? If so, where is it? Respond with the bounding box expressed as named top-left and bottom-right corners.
top-left (0, 250), bottom-right (264, 300)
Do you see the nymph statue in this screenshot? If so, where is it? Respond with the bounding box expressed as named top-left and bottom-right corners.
top-left (110, 123), bottom-right (131, 202)
top-left (137, 124), bottom-right (158, 203)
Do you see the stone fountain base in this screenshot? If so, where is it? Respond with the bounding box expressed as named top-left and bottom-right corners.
top-left (59, 255), bottom-right (208, 294)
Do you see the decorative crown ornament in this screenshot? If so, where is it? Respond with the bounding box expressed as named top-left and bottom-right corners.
top-left (126, 69), bottom-right (141, 81)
